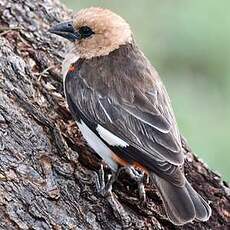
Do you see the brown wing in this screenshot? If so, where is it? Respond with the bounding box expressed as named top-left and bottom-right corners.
top-left (65, 43), bottom-right (185, 185)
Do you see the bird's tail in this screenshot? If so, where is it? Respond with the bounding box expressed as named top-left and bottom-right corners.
top-left (150, 173), bottom-right (211, 225)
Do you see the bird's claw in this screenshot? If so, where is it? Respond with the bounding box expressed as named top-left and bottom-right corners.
top-left (95, 164), bottom-right (131, 227)
top-left (120, 166), bottom-right (146, 203)
top-left (95, 164), bottom-right (147, 202)
top-left (96, 164), bottom-right (116, 197)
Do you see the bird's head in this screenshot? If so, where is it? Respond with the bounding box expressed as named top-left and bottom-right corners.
top-left (49, 7), bottom-right (132, 59)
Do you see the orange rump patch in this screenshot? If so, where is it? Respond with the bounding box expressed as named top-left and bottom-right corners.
top-left (68, 65), bottom-right (76, 73)
top-left (112, 154), bottom-right (128, 166)
top-left (132, 161), bottom-right (149, 175)
top-left (112, 154), bottom-right (149, 175)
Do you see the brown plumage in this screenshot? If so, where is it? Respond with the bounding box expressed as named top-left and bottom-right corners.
top-left (49, 7), bottom-right (211, 225)
top-left (73, 7), bottom-right (132, 59)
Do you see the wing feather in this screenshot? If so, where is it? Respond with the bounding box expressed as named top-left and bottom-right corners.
top-left (65, 74), bottom-right (184, 166)
top-left (64, 44), bottom-right (185, 186)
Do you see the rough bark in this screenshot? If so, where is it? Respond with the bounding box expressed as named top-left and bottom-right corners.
top-left (0, 0), bottom-right (229, 229)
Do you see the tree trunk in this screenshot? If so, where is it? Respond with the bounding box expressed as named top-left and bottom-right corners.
top-left (0, 0), bottom-right (229, 229)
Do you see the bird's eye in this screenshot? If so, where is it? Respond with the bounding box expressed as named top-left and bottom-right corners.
top-left (79, 26), bottom-right (94, 39)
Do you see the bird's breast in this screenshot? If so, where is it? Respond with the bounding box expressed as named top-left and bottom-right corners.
top-left (62, 48), bottom-right (80, 80)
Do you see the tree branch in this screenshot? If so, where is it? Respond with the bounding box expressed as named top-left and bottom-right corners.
top-left (0, 0), bottom-right (229, 229)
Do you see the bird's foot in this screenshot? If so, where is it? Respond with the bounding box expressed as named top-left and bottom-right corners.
top-left (96, 164), bottom-right (146, 203)
top-left (95, 164), bottom-right (131, 227)
top-left (119, 166), bottom-right (146, 203)
top-left (95, 164), bottom-right (116, 197)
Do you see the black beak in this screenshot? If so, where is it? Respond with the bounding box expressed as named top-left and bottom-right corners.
top-left (48, 21), bottom-right (81, 42)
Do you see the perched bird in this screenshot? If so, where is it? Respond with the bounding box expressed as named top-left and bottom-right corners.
top-left (49, 7), bottom-right (211, 225)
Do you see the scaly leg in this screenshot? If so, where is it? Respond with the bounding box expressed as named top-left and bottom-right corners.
top-left (120, 166), bottom-right (146, 203)
top-left (96, 165), bottom-right (146, 202)
top-left (95, 164), bottom-right (131, 227)
top-left (96, 164), bottom-right (116, 196)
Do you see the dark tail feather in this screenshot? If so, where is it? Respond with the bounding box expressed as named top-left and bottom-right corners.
top-left (185, 181), bottom-right (211, 221)
top-left (150, 173), bottom-right (211, 225)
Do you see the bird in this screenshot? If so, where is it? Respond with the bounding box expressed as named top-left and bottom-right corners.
top-left (49, 7), bottom-right (211, 225)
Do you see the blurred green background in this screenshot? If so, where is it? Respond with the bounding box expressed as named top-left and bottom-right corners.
top-left (61, 0), bottom-right (230, 181)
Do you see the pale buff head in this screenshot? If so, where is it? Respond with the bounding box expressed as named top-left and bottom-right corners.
top-left (72, 7), bottom-right (132, 59)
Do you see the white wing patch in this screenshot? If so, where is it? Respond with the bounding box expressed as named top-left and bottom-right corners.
top-left (96, 125), bottom-right (129, 147)
top-left (76, 120), bottom-right (118, 171)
